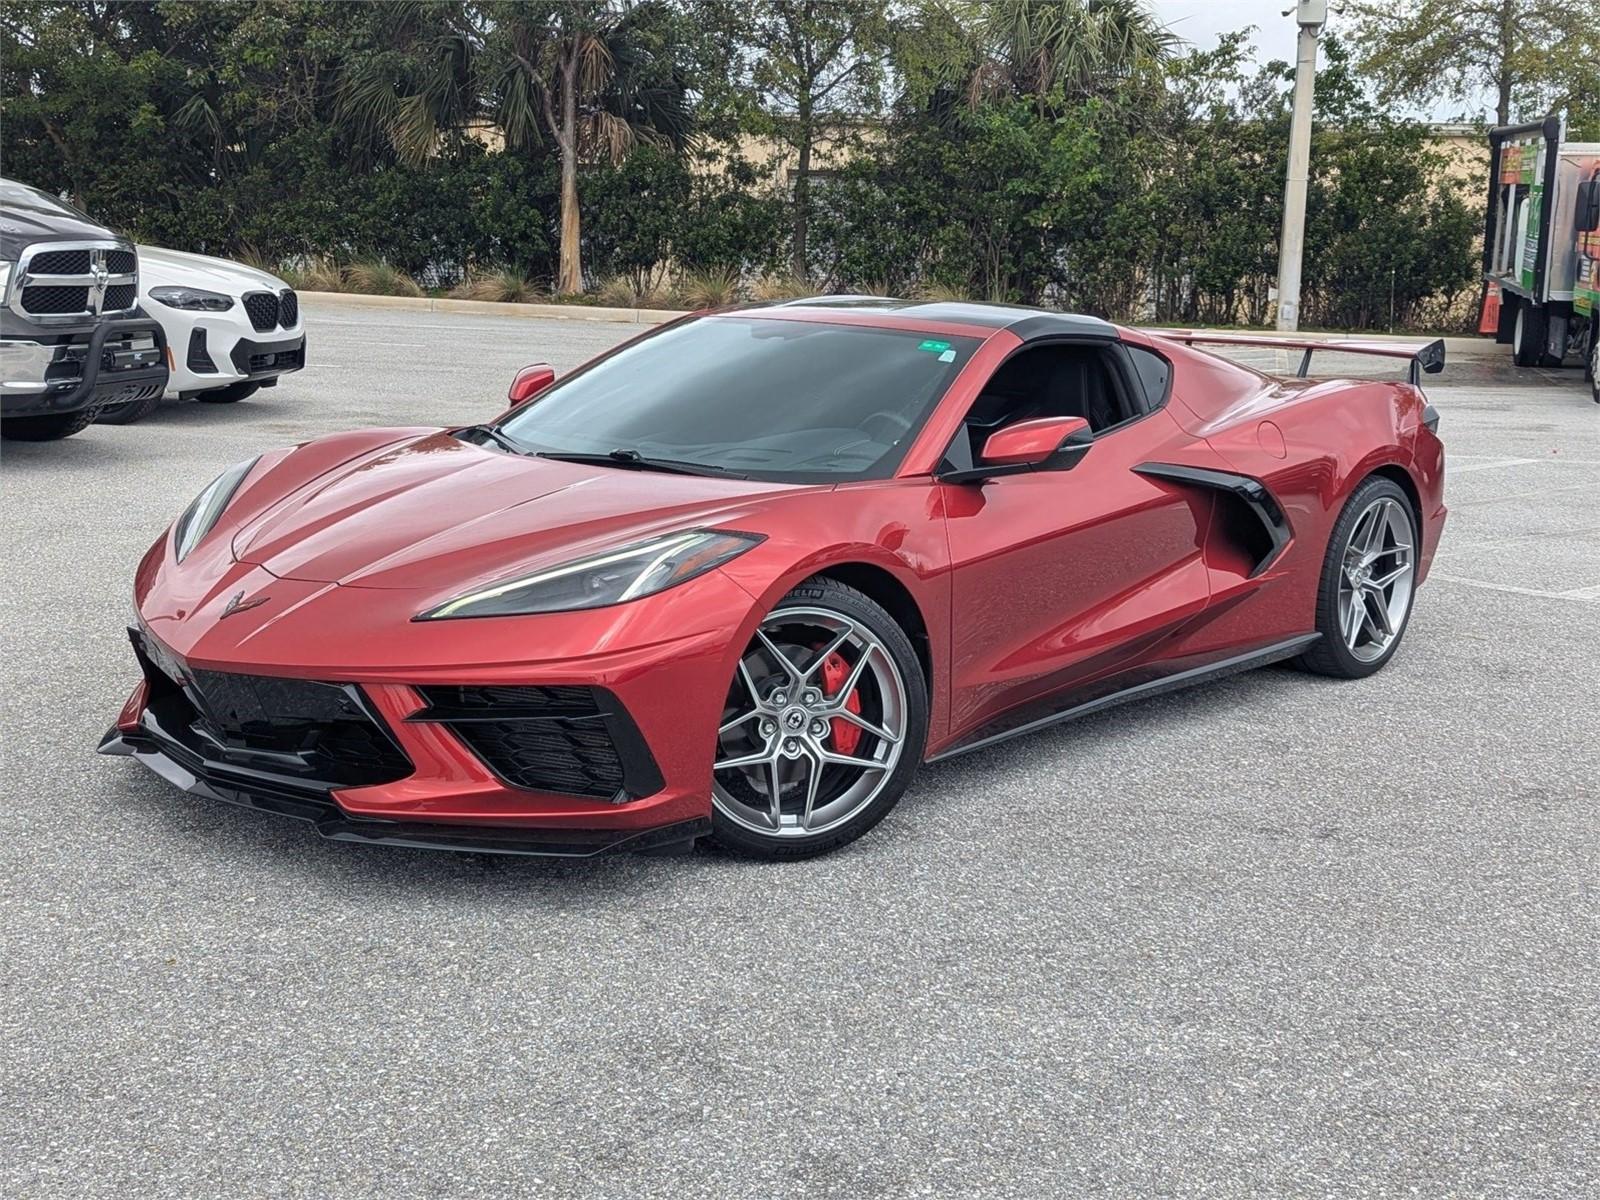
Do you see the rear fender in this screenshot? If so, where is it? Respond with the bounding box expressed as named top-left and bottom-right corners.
top-left (1183, 379), bottom-right (1425, 646)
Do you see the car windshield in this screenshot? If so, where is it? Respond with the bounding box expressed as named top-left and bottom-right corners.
top-left (496, 316), bottom-right (982, 482)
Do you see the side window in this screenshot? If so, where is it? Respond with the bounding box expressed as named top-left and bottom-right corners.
top-left (957, 343), bottom-right (1137, 462)
top-left (1126, 346), bottom-right (1172, 410)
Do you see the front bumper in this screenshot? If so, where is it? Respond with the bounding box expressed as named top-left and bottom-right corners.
top-left (1, 317), bottom-right (169, 417)
top-left (98, 722), bottom-right (707, 856)
top-left (169, 322), bottom-right (305, 395)
top-left (101, 592), bottom-right (740, 855)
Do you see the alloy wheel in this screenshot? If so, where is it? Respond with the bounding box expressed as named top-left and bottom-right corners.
top-left (713, 606), bottom-right (908, 838)
top-left (1338, 497), bottom-right (1416, 663)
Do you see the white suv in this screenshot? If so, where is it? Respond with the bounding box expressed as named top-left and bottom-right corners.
top-left (99, 245), bottom-right (305, 423)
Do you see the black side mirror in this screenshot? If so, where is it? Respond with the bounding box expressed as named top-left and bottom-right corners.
top-left (1577, 179), bottom-right (1600, 234)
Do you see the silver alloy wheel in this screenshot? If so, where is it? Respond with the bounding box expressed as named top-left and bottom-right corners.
top-left (1338, 496), bottom-right (1416, 662)
top-left (712, 606), bottom-right (908, 838)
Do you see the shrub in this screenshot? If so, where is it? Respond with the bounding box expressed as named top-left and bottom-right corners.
top-left (282, 256), bottom-right (347, 293)
top-left (750, 271), bottom-right (819, 301)
top-left (344, 258), bottom-right (423, 297)
top-left (449, 267), bottom-right (542, 303)
top-left (675, 266), bottom-right (743, 308)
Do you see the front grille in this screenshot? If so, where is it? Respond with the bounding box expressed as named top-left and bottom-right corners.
top-left (21, 285), bottom-right (90, 315)
top-left (29, 248), bottom-right (91, 275)
top-left (278, 289), bottom-right (298, 327)
top-left (242, 292), bottom-right (279, 332)
top-left (238, 343), bottom-right (304, 374)
top-left (106, 248), bottom-right (136, 274)
top-left (133, 630), bottom-right (412, 790)
top-left (414, 684), bottom-right (660, 801)
top-left (104, 283), bottom-right (136, 311)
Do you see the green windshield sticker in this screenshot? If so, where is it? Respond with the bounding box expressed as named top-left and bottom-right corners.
top-left (917, 339), bottom-right (951, 353)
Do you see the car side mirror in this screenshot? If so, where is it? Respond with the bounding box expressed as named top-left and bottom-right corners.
top-left (508, 362), bottom-right (556, 406)
top-left (939, 416), bottom-right (1094, 484)
top-left (981, 415), bottom-right (1094, 468)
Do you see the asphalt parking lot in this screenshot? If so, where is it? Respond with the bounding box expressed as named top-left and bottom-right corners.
top-left (3, 299), bottom-right (1597, 1198)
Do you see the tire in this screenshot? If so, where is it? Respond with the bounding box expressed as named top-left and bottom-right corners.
top-left (1511, 301), bottom-right (1549, 368)
top-left (1297, 476), bottom-right (1419, 679)
top-left (198, 381), bottom-right (261, 404)
top-left (0, 407), bottom-right (97, 441)
top-left (709, 577), bottom-right (928, 859)
top-left (94, 390), bottom-right (162, 425)
top-left (1587, 320), bottom-right (1598, 403)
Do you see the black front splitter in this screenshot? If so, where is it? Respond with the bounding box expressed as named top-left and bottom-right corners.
top-left (98, 727), bottom-right (709, 858)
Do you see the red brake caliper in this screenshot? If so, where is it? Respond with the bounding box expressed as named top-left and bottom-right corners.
top-left (819, 651), bottom-right (863, 754)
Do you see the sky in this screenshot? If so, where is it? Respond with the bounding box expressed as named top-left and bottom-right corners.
top-left (1152, 0), bottom-right (1302, 69)
top-left (1150, 0), bottom-right (1472, 122)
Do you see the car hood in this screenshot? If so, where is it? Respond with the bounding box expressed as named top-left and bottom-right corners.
top-left (138, 244), bottom-right (287, 293)
top-left (230, 430), bottom-right (803, 592)
top-left (0, 180), bottom-right (119, 258)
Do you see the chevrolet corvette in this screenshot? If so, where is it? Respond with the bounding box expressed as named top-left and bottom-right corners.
top-left (100, 299), bottom-right (1447, 859)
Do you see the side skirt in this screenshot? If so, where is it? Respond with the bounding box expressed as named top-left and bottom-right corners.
top-left (927, 634), bottom-right (1321, 763)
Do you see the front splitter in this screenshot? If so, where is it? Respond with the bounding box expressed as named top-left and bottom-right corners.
top-left (98, 727), bottom-right (709, 858)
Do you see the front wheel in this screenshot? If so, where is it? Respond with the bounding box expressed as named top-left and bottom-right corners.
top-left (0, 408), bottom-right (96, 441)
top-left (1298, 477), bottom-right (1419, 679)
top-left (710, 578), bottom-right (927, 859)
top-left (94, 390), bottom-right (162, 425)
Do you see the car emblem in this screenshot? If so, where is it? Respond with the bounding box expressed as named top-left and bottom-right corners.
top-left (88, 249), bottom-right (110, 315)
top-left (220, 591), bottom-right (270, 618)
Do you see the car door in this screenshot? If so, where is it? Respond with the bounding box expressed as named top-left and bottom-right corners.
top-left (939, 352), bottom-right (1216, 742)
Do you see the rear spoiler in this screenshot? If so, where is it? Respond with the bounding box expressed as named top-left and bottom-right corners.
top-left (1155, 331), bottom-right (1446, 386)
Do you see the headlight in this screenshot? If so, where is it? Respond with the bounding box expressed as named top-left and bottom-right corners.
top-left (172, 457), bottom-right (258, 561)
top-left (0, 262), bottom-right (13, 298)
top-left (417, 529), bottom-right (764, 620)
top-left (149, 285), bottom-right (234, 312)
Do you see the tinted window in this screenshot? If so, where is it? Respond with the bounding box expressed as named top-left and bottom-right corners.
top-left (499, 316), bottom-right (982, 482)
top-left (1128, 346), bottom-right (1172, 409)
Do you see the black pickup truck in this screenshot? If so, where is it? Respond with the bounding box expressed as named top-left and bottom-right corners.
top-left (1, 179), bottom-right (169, 441)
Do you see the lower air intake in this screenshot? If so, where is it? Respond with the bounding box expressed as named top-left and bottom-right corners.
top-left (413, 684), bottom-right (662, 802)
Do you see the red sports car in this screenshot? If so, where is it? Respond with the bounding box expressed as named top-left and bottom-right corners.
top-left (101, 299), bottom-right (1447, 859)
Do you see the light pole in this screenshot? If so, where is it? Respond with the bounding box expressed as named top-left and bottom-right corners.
top-left (1275, 0), bottom-right (1326, 332)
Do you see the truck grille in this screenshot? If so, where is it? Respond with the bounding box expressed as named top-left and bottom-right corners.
top-left (28, 248), bottom-right (92, 275)
top-left (9, 240), bottom-right (139, 322)
top-left (242, 292), bottom-right (280, 332)
top-left (21, 285), bottom-right (90, 315)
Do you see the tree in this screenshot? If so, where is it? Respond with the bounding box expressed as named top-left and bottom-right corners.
top-left (708, 0), bottom-right (889, 276)
top-left (338, 0), bottom-right (690, 293)
top-left (1345, 0), bottom-right (1600, 127)
top-left (964, 0), bottom-right (1176, 115)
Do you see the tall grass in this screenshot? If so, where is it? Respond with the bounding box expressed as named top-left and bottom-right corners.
top-left (449, 267), bottom-right (542, 304)
top-left (750, 271), bottom-right (819, 302)
top-left (281, 255), bottom-right (346, 293)
top-left (343, 258), bottom-right (423, 297)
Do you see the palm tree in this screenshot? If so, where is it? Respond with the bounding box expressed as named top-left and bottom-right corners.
top-left (965, 0), bottom-right (1176, 114)
top-left (337, 1), bottom-right (689, 294)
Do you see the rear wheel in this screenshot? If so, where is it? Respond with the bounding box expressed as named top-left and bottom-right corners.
top-left (710, 579), bottom-right (927, 859)
top-left (1511, 301), bottom-right (1550, 368)
top-left (0, 408), bottom-right (96, 441)
top-left (198, 380), bottom-right (260, 404)
top-left (1587, 320), bottom-right (1598, 402)
top-left (1298, 477), bottom-right (1418, 679)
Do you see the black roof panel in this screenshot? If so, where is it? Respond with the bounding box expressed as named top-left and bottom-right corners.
top-left (763, 296), bottom-right (1118, 340)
